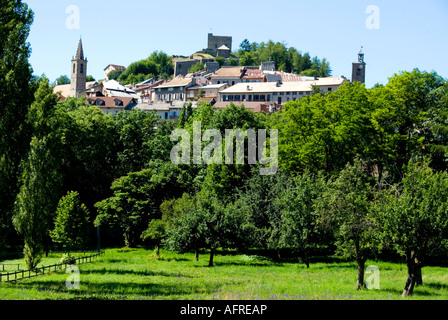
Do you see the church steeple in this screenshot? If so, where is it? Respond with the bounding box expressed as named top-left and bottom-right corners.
top-left (70, 38), bottom-right (88, 98)
top-left (76, 38), bottom-right (84, 60)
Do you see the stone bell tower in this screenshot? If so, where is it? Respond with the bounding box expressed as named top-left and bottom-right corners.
top-left (70, 39), bottom-right (87, 98)
top-left (352, 47), bottom-right (366, 84)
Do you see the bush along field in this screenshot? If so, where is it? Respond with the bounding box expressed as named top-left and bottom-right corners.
top-left (1, 248), bottom-right (447, 300)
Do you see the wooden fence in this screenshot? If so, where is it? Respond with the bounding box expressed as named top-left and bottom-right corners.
top-left (0, 251), bottom-right (105, 283)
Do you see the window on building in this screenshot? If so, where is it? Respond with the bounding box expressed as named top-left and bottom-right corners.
top-left (80, 64), bottom-right (84, 74)
top-left (328, 87), bottom-right (332, 92)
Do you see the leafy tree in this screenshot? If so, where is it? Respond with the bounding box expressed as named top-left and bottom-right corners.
top-left (239, 39), bottom-right (251, 52)
top-left (13, 137), bottom-right (63, 269)
top-left (107, 69), bottom-right (124, 81)
top-left (275, 82), bottom-right (374, 175)
top-left (55, 75), bottom-right (70, 85)
top-left (315, 159), bottom-right (377, 290)
top-left (237, 168), bottom-right (293, 252)
top-left (164, 193), bottom-right (205, 261)
top-left (113, 110), bottom-right (159, 176)
top-left (374, 160), bottom-right (448, 297)
top-left (86, 75), bottom-right (95, 82)
top-left (141, 219), bottom-right (166, 258)
top-left (0, 0), bottom-right (35, 251)
top-left (227, 57), bottom-right (239, 66)
top-left (50, 191), bottom-right (90, 253)
top-left (188, 62), bottom-right (205, 73)
top-left (62, 106), bottom-right (120, 213)
top-left (118, 51), bottom-right (174, 84)
top-left (214, 56), bottom-right (225, 68)
top-left (369, 69), bottom-right (445, 184)
top-left (94, 163), bottom-right (185, 247)
top-left (275, 172), bottom-right (327, 268)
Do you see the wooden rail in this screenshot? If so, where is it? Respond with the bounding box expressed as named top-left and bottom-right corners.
top-left (0, 251), bottom-right (105, 283)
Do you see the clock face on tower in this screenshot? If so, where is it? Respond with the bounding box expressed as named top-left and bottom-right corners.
top-left (359, 65), bottom-right (364, 69)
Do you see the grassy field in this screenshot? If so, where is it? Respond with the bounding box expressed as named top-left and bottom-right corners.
top-left (0, 248), bottom-right (447, 300)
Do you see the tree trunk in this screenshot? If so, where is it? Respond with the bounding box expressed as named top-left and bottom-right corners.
top-left (195, 250), bottom-right (199, 261)
top-left (402, 250), bottom-right (417, 297)
top-left (356, 258), bottom-right (366, 290)
top-left (208, 249), bottom-right (214, 267)
top-left (415, 265), bottom-right (423, 286)
top-left (304, 250), bottom-right (310, 268)
top-left (354, 239), bottom-right (366, 290)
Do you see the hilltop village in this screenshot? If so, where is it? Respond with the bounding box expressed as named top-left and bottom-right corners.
top-left (53, 33), bottom-right (366, 119)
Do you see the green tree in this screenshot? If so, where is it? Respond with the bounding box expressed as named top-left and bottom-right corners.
top-left (107, 69), bottom-right (123, 81)
top-left (50, 191), bottom-right (90, 253)
top-left (188, 62), bottom-right (205, 73)
top-left (375, 160), bottom-right (448, 297)
top-left (164, 193), bottom-right (205, 261)
top-left (369, 69), bottom-right (445, 184)
top-left (141, 219), bottom-right (166, 258)
top-left (275, 82), bottom-right (374, 175)
top-left (315, 159), bottom-right (377, 290)
top-left (275, 172), bottom-right (327, 268)
top-left (13, 137), bottom-right (63, 269)
top-left (94, 163), bottom-right (185, 247)
top-left (214, 56), bottom-right (225, 68)
top-left (55, 75), bottom-right (70, 85)
top-left (114, 109), bottom-right (159, 176)
top-left (0, 0), bottom-right (35, 251)
top-left (227, 57), bottom-right (239, 66)
top-left (239, 39), bottom-right (251, 52)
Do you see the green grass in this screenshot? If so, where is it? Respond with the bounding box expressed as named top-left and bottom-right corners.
top-left (0, 248), bottom-right (447, 300)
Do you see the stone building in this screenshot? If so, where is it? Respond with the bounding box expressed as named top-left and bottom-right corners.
top-left (70, 39), bottom-right (88, 98)
top-left (203, 33), bottom-right (232, 56)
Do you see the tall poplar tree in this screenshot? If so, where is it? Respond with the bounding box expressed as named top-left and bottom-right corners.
top-left (0, 0), bottom-right (35, 250)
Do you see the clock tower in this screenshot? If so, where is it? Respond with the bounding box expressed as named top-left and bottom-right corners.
top-left (352, 47), bottom-right (366, 84)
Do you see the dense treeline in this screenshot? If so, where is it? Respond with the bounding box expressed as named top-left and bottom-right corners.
top-left (108, 39), bottom-right (332, 84)
top-left (2, 0), bottom-right (448, 298)
top-left (235, 39), bottom-right (332, 77)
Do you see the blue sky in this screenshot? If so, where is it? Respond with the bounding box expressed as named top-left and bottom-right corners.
top-left (25, 0), bottom-right (448, 88)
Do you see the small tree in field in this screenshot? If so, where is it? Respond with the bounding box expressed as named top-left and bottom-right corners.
top-left (141, 219), bottom-right (166, 258)
top-left (50, 191), bottom-right (90, 253)
top-left (315, 159), bottom-right (377, 290)
top-left (375, 160), bottom-right (448, 297)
